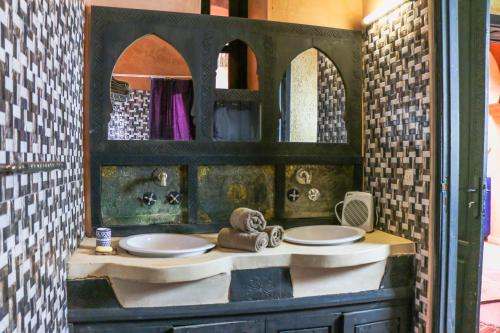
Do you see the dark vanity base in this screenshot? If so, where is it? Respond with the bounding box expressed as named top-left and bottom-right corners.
top-left (68, 282), bottom-right (413, 333)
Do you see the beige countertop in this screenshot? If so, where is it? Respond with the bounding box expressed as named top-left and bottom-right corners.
top-left (68, 230), bottom-right (415, 284)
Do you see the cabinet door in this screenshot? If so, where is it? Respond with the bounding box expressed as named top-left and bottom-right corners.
top-left (343, 307), bottom-right (408, 333)
top-left (171, 320), bottom-right (265, 333)
top-left (72, 322), bottom-right (172, 333)
top-left (266, 312), bottom-right (342, 333)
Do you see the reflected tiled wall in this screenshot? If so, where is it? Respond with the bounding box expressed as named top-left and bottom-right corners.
top-left (108, 90), bottom-right (150, 140)
top-left (0, 0), bottom-right (84, 332)
top-left (363, 0), bottom-right (430, 331)
top-left (317, 53), bottom-right (347, 143)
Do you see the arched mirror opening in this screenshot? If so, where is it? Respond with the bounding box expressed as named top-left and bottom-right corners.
top-left (278, 48), bottom-right (347, 144)
top-left (214, 40), bottom-right (261, 142)
top-left (108, 34), bottom-right (195, 141)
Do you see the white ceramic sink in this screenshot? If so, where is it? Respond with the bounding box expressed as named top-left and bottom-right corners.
top-left (119, 233), bottom-right (215, 258)
top-left (284, 225), bottom-right (365, 245)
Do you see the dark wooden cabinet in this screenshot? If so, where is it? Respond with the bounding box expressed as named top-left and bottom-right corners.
top-left (171, 320), bottom-right (264, 333)
top-left (266, 312), bottom-right (341, 333)
top-left (70, 306), bottom-right (410, 333)
top-left (69, 280), bottom-right (413, 333)
top-left (343, 308), bottom-right (409, 333)
top-left (70, 322), bottom-right (172, 333)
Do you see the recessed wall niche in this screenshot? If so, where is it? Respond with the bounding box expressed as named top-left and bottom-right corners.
top-left (213, 39), bottom-right (261, 142)
top-left (108, 34), bottom-right (195, 141)
top-left (279, 48), bottom-right (347, 144)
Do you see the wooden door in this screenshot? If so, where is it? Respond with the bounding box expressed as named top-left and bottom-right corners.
top-left (454, 0), bottom-right (488, 332)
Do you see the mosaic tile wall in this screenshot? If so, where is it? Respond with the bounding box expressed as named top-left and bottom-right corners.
top-left (317, 53), bottom-right (347, 143)
top-left (363, 0), bottom-right (431, 331)
top-left (108, 89), bottom-right (150, 140)
top-left (0, 0), bottom-right (84, 332)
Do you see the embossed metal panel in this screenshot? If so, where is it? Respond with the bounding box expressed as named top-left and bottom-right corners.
top-left (197, 165), bottom-right (274, 223)
top-left (101, 166), bottom-right (187, 226)
top-left (284, 165), bottom-right (354, 219)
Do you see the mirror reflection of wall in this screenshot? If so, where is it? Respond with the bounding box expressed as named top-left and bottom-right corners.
top-left (210, 0), bottom-right (229, 16)
top-left (279, 48), bottom-right (347, 144)
top-left (215, 40), bottom-right (259, 91)
top-left (108, 34), bottom-right (195, 141)
top-left (214, 40), bottom-right (261, 142)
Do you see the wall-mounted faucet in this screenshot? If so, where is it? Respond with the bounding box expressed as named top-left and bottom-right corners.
top-left (152, 168), bottom-right (168, 187)
top-left (295, 168), bottom-right (312, 185)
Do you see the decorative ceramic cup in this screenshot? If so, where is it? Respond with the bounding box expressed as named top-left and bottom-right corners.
top-left (96, 227), bottom-right (112, 247)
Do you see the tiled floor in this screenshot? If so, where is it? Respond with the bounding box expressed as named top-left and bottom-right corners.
top-left (481, 242), bottom-right (500, 331)
top-left (480, 322), bottom-right (500, 333)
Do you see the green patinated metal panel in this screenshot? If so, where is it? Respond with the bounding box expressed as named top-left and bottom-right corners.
top-left (284, 165), bottom-right (354, 219)
top-left (101, 166), bottom-right (187, 226)
top-left (197, 165), bottom-right (275, 223)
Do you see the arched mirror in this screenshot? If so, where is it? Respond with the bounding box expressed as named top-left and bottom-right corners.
top-left (215, 39), bottom-right (259, 91)
top-left (213, 39), bottom-right (261, 142)
top-left (108, 34), bottom-right (195, 141)
top-left (278, 48), bottom-right (347, 143)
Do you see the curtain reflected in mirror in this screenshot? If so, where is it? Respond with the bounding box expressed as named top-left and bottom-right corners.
top-left (213, 40), bottom-right (261, 142)
top-left (279, 48), bottom-right (346, 143)
top-left (108, 34), bottom-right (195, 141)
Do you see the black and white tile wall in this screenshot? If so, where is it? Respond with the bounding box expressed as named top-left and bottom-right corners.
top-left (363, 0), bottom-right (430, 332)
top-left (0, 0), bottom-right (84, 332)
top-left (317, 53), bottom-right (347, 143)
top-left (108, 90), bottom-right (150, 140)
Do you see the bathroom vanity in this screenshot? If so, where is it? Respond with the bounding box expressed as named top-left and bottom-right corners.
top-left (75, 6), bottom-right (416, 333)
top-left (68, 231), bottom-right (415, 332)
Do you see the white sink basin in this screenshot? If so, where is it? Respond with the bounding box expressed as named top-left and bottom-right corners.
top-left (284, 225), bottom-right (365, 245)
top-left (119, 233), bottom-right (215, 258)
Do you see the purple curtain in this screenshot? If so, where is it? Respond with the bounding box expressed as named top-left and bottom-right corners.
top-left (149, 78), bottom-right (194, 140)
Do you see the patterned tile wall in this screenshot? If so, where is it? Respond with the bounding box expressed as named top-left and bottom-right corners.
top-left (317, 53), bottom-right (347, 143)
top-left (108, 89), bottom-right (150, 140)
top-left (0, 0), bottom-right (84, 332)
top-left (363, 0), bottom-right (431, 331)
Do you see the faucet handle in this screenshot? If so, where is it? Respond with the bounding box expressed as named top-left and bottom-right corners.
top-left (152, 168), bottom-right (168, 187)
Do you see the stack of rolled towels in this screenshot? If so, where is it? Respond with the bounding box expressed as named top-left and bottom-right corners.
top-left (217, 207), bottom-right (285, 252)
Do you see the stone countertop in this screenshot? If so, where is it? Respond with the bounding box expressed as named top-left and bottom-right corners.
top-left (68, 230), bottom-right (415, 284)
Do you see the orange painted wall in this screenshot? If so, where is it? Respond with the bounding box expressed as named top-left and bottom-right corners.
top-left (266, 0), bottom-right (363, 30)
top-left (488, 46), bottom-right (500, 245)
top-left (113, 35), bottom-right (192, 91)
top-left (85, 0), bottom-right (200, 13)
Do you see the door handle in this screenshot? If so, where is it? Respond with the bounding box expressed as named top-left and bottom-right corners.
top-left (466, 176), bottom-right (482, 218)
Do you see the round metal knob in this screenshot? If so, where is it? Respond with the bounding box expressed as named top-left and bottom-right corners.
top-left (308, 188), bottom-right (321, 202)
top-left (167, 191), bottom-right (182, 205)
top-left (287, 188), bottom-right (300, 202)
top-left (142, 192), bottom-right (157, 206)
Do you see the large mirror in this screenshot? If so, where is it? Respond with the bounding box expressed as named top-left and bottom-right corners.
top-left (278, 48), bottom-right (347, 143)
top-left (108, 34), bottom-right (195, 141)
top-left (213, 39), bottom-right (261, 142)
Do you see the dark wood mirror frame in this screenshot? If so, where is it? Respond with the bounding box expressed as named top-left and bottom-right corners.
top-left (89, 6), bottom-right (363, 235)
